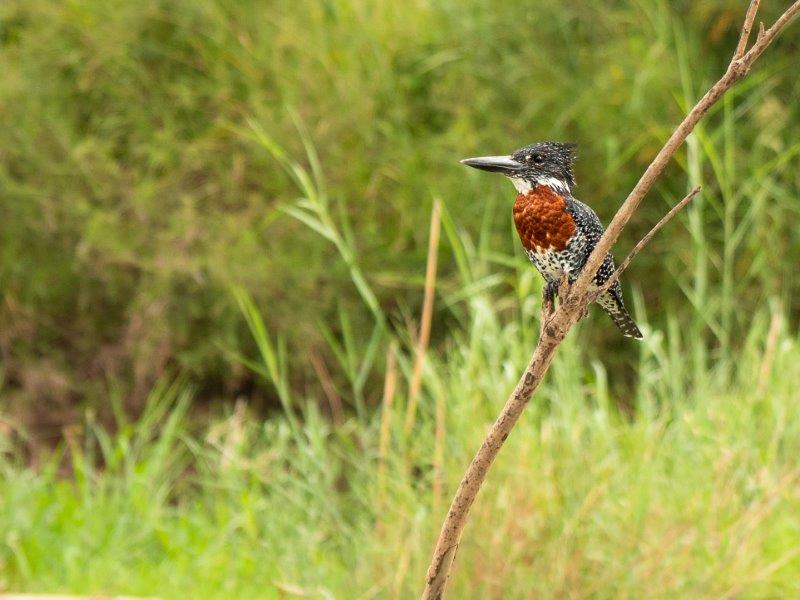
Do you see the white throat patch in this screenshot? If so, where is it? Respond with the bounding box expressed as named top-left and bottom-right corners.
top-left (537, 177), bottom-right (571, 195)
top-left (510, 177), bottom-right (532, 193)
top-left (508, 176), bottom-right (570, 195)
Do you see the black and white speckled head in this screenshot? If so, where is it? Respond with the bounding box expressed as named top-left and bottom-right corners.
top-left (461, 141), bottom-right (577, 195)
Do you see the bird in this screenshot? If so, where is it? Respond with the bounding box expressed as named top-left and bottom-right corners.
top-left (460, 141), bottom-right (643, 339)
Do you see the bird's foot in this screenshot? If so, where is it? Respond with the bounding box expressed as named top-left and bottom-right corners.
top-left (543, 281), bottom-right (558, 305)
top-left (540, 281), bottom-right (558, 323)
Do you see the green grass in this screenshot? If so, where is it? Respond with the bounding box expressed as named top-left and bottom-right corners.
top-left (4, 168), bottom-right (800, 595)
top-left (2, 286), bottom-right (799, 598)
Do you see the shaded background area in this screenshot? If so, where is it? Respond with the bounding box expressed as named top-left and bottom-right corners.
top-left (1, 0), bottom-right (798, 437)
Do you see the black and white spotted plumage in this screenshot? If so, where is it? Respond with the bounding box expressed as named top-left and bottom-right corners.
top-left (529, 196), bottom-right (643, 339)
top-left (461, 141), bottom-right (643, 339)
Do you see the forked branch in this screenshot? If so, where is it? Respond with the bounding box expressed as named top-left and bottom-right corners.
top-left (594, 186), bottom-right (701, 298)
top-left (735, 0), bottom-right (762, 59)
top-left (423, 3), bottom-right (800, 598)
top-left (570, 0), bottom-right (800, 303)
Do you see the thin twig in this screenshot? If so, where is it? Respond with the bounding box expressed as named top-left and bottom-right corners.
top-left (742, 1), bottom-right (800, 64)
top-left (596, 186), bottom-right (701, 297)
top-left (569, 0), bottom-right (800, 308)
top-left (423, 307), bottom-right (564, 598)
top-left (735, 0), bottom-right (762, 59)
top-left (404, 198), bottom-right (442, 433)
top-left (422, 3), bottom-right (800, 598)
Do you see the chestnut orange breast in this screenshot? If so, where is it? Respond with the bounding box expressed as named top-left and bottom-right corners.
top-left (513, 184), bottom-right (576, 252)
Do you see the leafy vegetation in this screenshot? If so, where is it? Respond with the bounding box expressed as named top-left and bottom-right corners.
top-left (2, 0), bottom-right (798, 416)
top-left (2, 288), bottom-right (799, 597)
top-left (1, 0), bottom-right (800, 596)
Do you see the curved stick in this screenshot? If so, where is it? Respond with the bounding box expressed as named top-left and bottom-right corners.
top-left (595, 186), bottom-right (701, 298)
top-left (422, 3), bottom-right (800, 598)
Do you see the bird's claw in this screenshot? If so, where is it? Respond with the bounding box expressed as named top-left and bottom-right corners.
top-left (543, 281), bottom-right (558, 305)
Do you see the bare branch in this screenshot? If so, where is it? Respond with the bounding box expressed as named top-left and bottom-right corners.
top-left (422, 3), bottom-right (800, 598)
top-left (569, 0), bottom-right (800, 309)
top-left (735, 0), bottom-right (761, 59)
top-left (743, 0), bottom-right (800, 63)
top-left (595, 186), bottom-right (701, 298)
top-left (422, 302), bottom-right (566, 600)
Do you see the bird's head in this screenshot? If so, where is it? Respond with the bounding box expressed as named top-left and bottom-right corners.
top-left (461, 141), bottom-right (577, 195)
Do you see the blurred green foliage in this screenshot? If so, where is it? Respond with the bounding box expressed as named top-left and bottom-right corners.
top-left (2, 1), bottom-right (800, 595)
top-left (2, 285), bottom-right (799, 597)
top-left (0, 0), bottom-right (798, 424)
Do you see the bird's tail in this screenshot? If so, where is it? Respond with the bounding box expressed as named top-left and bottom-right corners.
top-left (596, 290), bottom-right (643, 339)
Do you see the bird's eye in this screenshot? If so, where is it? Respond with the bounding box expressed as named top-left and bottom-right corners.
top-left (533, 154), bottom-right (544, 164)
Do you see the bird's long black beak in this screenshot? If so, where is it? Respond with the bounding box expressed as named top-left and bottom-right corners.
top-left (460, 155), bottom-right (523, 175)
